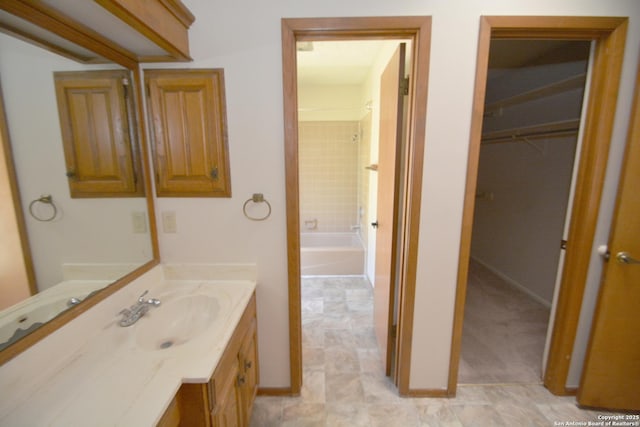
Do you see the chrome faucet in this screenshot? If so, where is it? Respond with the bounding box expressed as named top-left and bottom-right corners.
top-left (118, 290), bottom-right (161, 327)
top-left (67, 297), bottom-right (82, 307)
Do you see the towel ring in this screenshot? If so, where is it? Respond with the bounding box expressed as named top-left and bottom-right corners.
top-left (243, 193), bottom-right (271, 221)
top-left (28, 194), bottom-right (58, 222)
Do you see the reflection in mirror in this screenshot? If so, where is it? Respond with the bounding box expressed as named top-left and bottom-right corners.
top-left (0, 32), bottom-right (153, 350)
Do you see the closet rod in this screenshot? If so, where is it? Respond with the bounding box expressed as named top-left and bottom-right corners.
top-left (481, 119), bottom-right (579, 144)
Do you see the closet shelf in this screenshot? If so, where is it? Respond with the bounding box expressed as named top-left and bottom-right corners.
top-left (481, 119), bottom-right (580, 144)
top-left (484, 73), bottom-right (586, 117)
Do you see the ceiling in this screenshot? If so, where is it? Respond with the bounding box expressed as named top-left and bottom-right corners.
top-left (296, 39), bottom-right (592, 87)
top-left (297, 40), bottom-right (397, 86)
top-left (488, 39), bottom-right (591, 69)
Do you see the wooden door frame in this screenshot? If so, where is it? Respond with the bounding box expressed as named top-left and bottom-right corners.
top-left (280, 16), bottom-right (431, 396)
top-left (450, 16), bottom-right (628, 396)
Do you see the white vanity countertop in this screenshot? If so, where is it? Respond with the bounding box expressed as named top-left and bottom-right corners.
top-left (0, 265), bottom-right (257, 427)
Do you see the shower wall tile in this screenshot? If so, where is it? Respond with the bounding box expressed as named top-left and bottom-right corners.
top-left (299, 121), bottom-right (361, 233)
top-left (358, 112), bottom-right (372, 250)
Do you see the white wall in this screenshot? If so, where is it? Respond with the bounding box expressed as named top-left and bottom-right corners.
top-left (472, 138), bottom-right (577, 304)
top-left (160, 0), bottom-right (640, 390)
top-left (471, 61), bottom-right (587, 305)
top-left (0, 34), bottom-right (153, 291)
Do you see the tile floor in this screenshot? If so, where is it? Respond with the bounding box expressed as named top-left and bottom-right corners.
top-left (249, 274), bottom-right (620, 426)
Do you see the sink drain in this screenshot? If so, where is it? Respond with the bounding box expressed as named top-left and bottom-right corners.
top-left (159, 340), bottom-right (173, 349)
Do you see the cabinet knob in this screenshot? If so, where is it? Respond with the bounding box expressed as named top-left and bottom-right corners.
top-left (245, 360), bottom-right (252, 370)
top-left (237, 375), bottom-right (246, 386)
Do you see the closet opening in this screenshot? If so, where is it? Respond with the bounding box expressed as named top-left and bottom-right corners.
top-left (459, 39), bottom-right (592, 385)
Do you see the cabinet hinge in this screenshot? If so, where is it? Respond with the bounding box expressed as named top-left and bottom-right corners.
top-left (560, 239), bottom-right (568, 250)
top-left (399, 77), bottom-right (410, 96)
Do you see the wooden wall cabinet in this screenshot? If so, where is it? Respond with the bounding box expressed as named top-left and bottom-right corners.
top-left (145, 69), bottom-right (231, 197)
top-left (168, 293), bottom-right (259, 427)
top-left (54, 70), bottom-right (144, 198)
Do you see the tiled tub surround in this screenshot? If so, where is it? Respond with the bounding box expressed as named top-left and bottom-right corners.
top-left (299, 121), bottom-right (361, 233)
top-left (0, 264), bottom-right (256, 426)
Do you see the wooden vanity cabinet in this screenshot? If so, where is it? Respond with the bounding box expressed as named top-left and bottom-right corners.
top-left (171, 293), bottom-right (258, 427)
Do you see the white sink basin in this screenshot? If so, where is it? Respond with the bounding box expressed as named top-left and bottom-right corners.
top-left (0, 297), bottom-right (70, 345)
top-left (135, 294), bottom-right (220, 351)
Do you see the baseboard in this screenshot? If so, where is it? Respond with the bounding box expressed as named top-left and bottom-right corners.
top-left (559, 386), bottom-right (578, 396)
top-left (257, 387), bottom-right (299, 397)
top-left (471, 257), bottom-right (552, 308)
top-left (300, 274), bottom-right (366, 279)
top-left (400, 388), bottom-right (451, 398)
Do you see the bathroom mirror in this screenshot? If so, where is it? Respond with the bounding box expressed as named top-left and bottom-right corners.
top-left (0, 26), bottom-right (156, 357)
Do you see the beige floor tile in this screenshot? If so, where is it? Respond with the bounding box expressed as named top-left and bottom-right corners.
top-left (250, 276), bottom-right (608, 427)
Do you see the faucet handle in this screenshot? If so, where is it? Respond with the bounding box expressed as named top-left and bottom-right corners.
top-left (137, 290), bottom-right (149, 303)
top-left (138, 290), bottom-right (161, 306)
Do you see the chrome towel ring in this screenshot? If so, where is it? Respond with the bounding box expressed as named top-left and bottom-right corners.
top-left (243, 193), bottom-right (271, 221)
top-left (28, 194), bottom-right (58, 222)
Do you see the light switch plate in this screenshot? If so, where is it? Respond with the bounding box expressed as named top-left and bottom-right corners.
top-left (132, 211), bottom-right (147, 233)
top-left (162, 211), bottom-right (177, 233)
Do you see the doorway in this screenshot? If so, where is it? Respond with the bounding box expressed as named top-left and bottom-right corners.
top-left (297, 38), bottom-right (413, 400)
top-left (296, 40), bottom-right (394, 399)
top-left (451, 16), bottom-right (628, 396)
top-left (459, 39), bottom-right (591, 385)
top-left (282, 17), bottom-right (431, 395)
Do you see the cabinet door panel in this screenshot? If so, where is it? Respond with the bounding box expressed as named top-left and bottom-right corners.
top-left (146, 69), bottom-right (231, 197)
top-left (239, 319), bottom-right (259, 424)
top-left (212, 359), bottom-right (242, 427)
top-left (54, 70), bottom-right (142, 197)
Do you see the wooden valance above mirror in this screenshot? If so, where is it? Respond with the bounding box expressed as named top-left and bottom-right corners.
top-left (0, 0), bottom-right (194, 67)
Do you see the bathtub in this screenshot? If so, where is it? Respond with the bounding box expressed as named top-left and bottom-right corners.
top-left (300, 232), bottom-right (365, 276)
